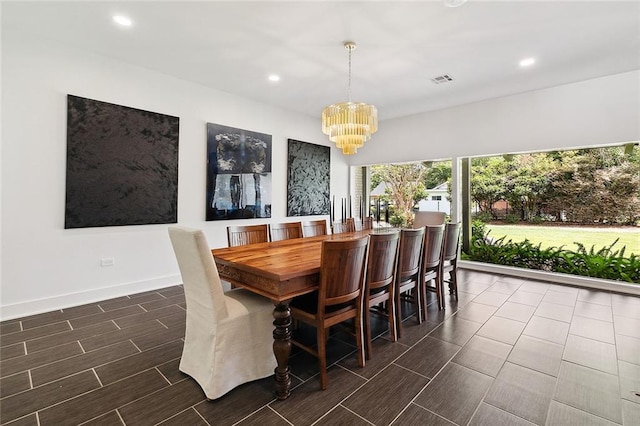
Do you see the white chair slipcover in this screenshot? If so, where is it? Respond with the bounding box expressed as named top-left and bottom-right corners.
top-left (168, 226), bottom-right (276, 400)
top-left (413, 211), bottom-right (446, 228)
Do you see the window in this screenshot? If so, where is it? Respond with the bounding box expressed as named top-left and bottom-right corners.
top-left (431, 195), bottom-right (442, 201)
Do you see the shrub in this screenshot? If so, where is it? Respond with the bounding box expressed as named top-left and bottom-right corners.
top-left (504, 214), bottom-right (520, 224)
top-left (471, 220), bottom-right (487, 245)
top-left (468, 234), bottom-right (639, 283)
top-left (473, 211), bottom-right (493, 223)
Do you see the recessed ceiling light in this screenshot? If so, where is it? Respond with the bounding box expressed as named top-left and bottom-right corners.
top-left (443, 0), bottom-right (468, 7)
top-left (113, 15), bottom-right (133, 27)
top-left (519, 57), bottom-right (536, 67)
top-left (268, 74), bottom-right (280, 82)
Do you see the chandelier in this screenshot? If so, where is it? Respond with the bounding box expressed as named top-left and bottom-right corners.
top-left (321, 41), bottom-right (378, 155)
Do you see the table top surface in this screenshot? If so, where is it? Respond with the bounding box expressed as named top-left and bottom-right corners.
top-left (212, 230), bottom-right (373, 282)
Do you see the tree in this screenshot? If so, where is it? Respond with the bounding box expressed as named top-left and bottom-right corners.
top-left (371, 163), bottom-right (428, 227)
top-left (504, 154), bottom-right (556, 220)
top-left (422, 161), bottom-right (452, 190)
top-left (547, 146), bottom-right (640, 224)
top-left (470, 157), bottom-right (509, 219)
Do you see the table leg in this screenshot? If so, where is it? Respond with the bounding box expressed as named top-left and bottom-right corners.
top-left (273, 301), bottom-right (292, 400)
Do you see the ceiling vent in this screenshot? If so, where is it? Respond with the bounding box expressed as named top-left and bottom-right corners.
top-left (431, 74), bottom-right (454, 85)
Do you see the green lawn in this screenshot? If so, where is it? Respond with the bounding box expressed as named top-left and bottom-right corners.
top-left (485, 224), bottom-right (640, 256)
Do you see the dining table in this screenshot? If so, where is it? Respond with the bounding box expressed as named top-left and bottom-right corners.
top-left (211, 229), bottom-right (375, 400)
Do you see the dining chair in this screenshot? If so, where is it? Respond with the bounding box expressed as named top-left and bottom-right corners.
top-left (269, 221), bottom-right (303, 241)
top-left (420, 224), bottom-right (446, 312)
top-left (440, 222), bottom-right (462, 306)
top-left (364, 230), bottom-right (400, 360)
top-left (168, 226), bottom-right (276, 399)
top-left (362, 216), bottom-right (374, 230)
top-left (302, 219), bottom-right (328, 237)
top-left (290, 235), bottom-right (370, 390)
top-left (395, 227), bottom-right (426, 338)
top-left (226, 224), bottom-right (269, 246)
top-left (345, 217), bottom-right (357, 232)
top-left (331, 221), bottom-right (350, 234)
top-left (413, 211), bottom-right (446, 228)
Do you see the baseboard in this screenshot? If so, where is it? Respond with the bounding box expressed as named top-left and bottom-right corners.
top-left (0, 274), bottom-right (182, 321)
top-left (459, 260), bottom-right (640, 296)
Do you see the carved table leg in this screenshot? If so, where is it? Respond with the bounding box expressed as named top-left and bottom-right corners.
top-left (273, 301), bottom-right (292, 400)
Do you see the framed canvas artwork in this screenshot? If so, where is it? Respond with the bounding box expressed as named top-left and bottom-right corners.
top-left (206, 123), bottom-right (272, 220)
top-left (287, 139), bottom-right (330, 216)
top-left (65, 95), bottom-right (180, 229)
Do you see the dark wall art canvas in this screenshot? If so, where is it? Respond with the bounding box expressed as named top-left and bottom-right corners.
top-left (287, 139), bottom-right (330, 216)
top-left (65, 95), bottom-right (180, 229)
top-left (206, 123), bottom-right (272, 221)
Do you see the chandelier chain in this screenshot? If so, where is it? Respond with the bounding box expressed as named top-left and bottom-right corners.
top-left (348, 46), bottom-right (352, 103)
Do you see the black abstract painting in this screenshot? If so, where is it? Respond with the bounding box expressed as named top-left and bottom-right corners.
top-left (206, 123), bottom-right (272, 220)
top-left (65, 95), bottom-right (179, 229)
top-left (287, 139), bottom-right (330, 216)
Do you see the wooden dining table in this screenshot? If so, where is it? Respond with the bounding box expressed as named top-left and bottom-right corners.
top-left (211, 230), bottom-right (374, 400)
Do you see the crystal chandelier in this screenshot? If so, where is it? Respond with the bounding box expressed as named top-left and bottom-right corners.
top-left (322, 42), bottom-right (378, 155)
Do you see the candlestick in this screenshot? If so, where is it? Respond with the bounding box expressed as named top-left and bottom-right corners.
top-left (332, 195), bottom-right (335, 222)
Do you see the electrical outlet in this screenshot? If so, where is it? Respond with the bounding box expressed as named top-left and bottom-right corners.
top-left (100, 258), bottom-right (115, 267)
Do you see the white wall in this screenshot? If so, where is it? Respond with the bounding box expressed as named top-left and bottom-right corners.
top-left (351, 70), bottom-right (640, 165)
top-left (0, 30), bottom-right (351, 319)
top-left (3, 30), bottom-right (638, 320)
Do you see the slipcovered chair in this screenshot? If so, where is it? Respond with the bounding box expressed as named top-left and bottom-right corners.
top-left (413, 211), bottom-right (446, 228)
top-left (168, 226), bottom-right (276, 400)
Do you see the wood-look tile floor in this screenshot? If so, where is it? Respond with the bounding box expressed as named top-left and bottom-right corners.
top-left (1, 270), bottom-right (639, 425)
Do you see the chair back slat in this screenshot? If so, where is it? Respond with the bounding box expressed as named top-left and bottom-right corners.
top-left (227, 224), bottom-right (269, 247)
top-left (319, 236), bottom-right (369, 308)
top-left (269, 222), bottom-right (303, 241)
top-left (302, 219), bottom-right (328, 237)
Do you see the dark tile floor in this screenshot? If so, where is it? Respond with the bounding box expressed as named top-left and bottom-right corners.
top-left (1, 270), bottom-right (639, 425)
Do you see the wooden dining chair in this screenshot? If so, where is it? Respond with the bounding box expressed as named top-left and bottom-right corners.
top-left (364, 230), bottom-right (400, 360)
top-left (362, 216), bottom-right (373, 230)
top-left (331, 221), bottom-right (350, 234)
top-left (395, 227), bottom-right (425, 338)
top-left (226, 224), bottom-right (269, 247)
top-left (420, 224), bottom-right (446, 312)
top-left (168, 226), bottom-right (276, 399)
top-left (345, 217), bottom-right (357, 232)
top-left (302, 219), bottom-right (328, 237)
top-left (269, 222), bottom-right (303, 241)
top-left (290, 236), bottom-right (370, 390)
top-left (440, 222), bottom-right (462, 306)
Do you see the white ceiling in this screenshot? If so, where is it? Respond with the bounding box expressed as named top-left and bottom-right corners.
top-left (3, 1), bottom-right (639, 121)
